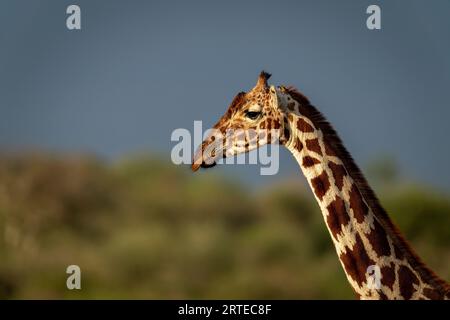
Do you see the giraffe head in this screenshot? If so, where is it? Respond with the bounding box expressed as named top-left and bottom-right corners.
top-left (192, 71), bottom-right (290, 171)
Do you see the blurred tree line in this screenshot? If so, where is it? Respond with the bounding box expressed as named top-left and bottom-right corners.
top-left (0, 152), bottom-right (448, 299)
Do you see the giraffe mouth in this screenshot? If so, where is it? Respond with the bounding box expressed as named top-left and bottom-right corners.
top-left (191, 144), bottom-right (221, 172)
top-left (191, 160), bottom-right (217, 171)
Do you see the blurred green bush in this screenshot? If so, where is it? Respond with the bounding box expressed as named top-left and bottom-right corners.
top-left (0, 153), bottom-right (448, 299)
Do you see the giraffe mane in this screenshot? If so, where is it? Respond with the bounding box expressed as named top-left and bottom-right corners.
top-left (286, 86), bottom-right (450, 294)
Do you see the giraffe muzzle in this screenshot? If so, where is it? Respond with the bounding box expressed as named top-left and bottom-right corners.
top-left (191, 159), bottom-right (217, 172)
top-left (191, 141), bottom-right (221, 172)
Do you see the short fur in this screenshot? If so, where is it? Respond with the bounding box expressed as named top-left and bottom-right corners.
top-left (287, 87), bottom-right (450, 295)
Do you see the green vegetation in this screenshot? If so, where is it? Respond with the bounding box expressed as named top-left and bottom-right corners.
top-left (0, 153), bottom-right (448, 299)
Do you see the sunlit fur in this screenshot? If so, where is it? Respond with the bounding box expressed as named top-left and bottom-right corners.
top-left (192, 72), bottom-right (450, 299)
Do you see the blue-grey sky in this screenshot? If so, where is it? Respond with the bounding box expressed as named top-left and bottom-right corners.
top-left (1, 0), bottom-right (450, 190)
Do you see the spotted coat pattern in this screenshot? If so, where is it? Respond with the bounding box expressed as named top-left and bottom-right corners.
top-left (192, 72), bottom-right (450, 299)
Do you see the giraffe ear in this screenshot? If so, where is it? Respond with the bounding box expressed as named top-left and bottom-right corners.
top-left (256, 71), bottom-right (271, 88)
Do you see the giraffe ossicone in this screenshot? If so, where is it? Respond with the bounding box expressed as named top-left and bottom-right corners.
top-left (191, 71), bottom-right (450, 300)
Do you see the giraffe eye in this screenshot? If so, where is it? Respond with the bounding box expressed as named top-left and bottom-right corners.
top-left (245, 111), bottom-right (261, 120)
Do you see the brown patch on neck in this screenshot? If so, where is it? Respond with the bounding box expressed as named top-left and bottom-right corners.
top-left (297, 118), bottom-right (314, 133)
top-left (423, 287), bottom-right (443, 300)
top-left (283, 116), bottom-right (290, 142)
top-left (305, 138), bottom-right (322, 156)
top-left (380, 264), bottom-right (396, 290)
top-left (328, 162), bottom-right (346, 190)
top-left (367, 218), bottom-right (391, 257)
top-left (326, 196), bottom-right (350, 240)
top-left (348, 184), bottom-right (369, 224)
top-left (393, 245), bottom-right (404, 260)
top-left (398, 265), bottom-right (419, 300)
top-left (294, 138), bottom-right (303, 152)
top-left (302, 156), bottom-right (320, 168)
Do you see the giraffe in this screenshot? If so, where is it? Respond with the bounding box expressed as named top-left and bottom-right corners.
top-left (191, 71), bottom-right (450, 300)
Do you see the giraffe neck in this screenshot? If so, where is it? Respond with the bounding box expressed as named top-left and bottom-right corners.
top-left (280, 88), bottom-right (449, 299)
